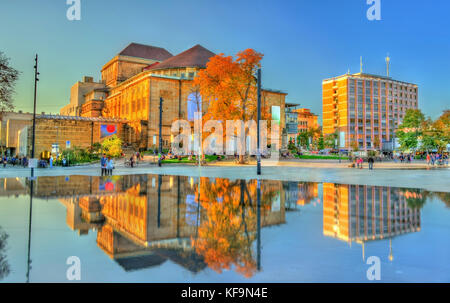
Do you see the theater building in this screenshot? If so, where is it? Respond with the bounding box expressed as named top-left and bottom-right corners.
top-left (61, 42), bottom-right (287, 152)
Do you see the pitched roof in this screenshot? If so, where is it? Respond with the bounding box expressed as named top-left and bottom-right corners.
top-left (119, 43), bottom-right (173, 61)
top-left (143, 61), bottom-right (160, 71)
top-left (115, 254), bottom-right (167, 272)
top-left (148, 44), bottom-right (215, 71)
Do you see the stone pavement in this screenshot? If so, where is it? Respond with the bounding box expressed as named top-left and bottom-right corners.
top-left (0, 159), bottom-right (448, 192)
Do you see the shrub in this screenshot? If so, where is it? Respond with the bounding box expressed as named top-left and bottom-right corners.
top-left (101, 135), bottom-right (123, 157)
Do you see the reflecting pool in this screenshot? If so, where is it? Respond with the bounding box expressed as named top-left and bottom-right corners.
top-left (0, 175), bottom-right (449, 282)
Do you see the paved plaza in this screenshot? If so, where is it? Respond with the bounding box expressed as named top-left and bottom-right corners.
top-left (0, 159), bottom-right (448, 192)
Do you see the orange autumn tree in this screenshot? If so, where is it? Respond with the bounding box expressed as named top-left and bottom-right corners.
top-left (194, 49), bottom-right (271, 163)
top-left (192, 177), bottom-right (277, 278)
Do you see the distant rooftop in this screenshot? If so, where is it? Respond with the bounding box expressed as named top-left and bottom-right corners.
top-left (119, 43), bottom-right (173, 62)
top-left (262, 87), bottom-right (288, 95)
top-left (323, 72), bottom-right (417, 86)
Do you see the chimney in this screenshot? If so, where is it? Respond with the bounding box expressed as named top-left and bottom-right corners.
top-left (83, 76), bottom-right (94, 83)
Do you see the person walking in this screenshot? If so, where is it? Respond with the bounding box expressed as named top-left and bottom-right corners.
top-left (129, 155), bottom-right (134, 168)
top-left (49, 155), bottom-right (53, 168)
top-left (100, 153), bottom-right (107, 176)
top-left (426, 153), bottom-right (431, 166)
top-left (136, 151), bottom-right (141, 162)
top-left (368, 156), bottom-right (374, 170)
top-left (106, 156), bottom-right (114, 176)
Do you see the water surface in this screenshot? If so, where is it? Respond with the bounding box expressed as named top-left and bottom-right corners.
top-left (0, 174), bottom-right (448, 282)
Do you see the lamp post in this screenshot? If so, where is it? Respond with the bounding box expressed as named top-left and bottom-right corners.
top-left (158, 97), bottom-right (163, 167)
top-left (157, 174), bottom-right (162, 227)
top-left (31, 54), bottom-right (39, 177)
top-left (256, 68), bottom-right (262, 175)
top-left (338, 132), bottom-right (341, 163)
top-left (26, 53), bottom-right (39, 283)
top-left (195, 111), bottom-right (202, 169)
top-left (256, 179), bottom-right (261, 270)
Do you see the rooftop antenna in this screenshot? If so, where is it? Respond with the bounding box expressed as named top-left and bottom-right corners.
top-left (360, 56), bottom-right (363, 73)
top-left (385, 53), bottom-right (390, 77)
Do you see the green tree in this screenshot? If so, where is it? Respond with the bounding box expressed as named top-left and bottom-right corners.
top-left (297, 127), bottom-right (321, 150)
top-left (396, 109), bottom-right (425, 151)
top-left (0, 52), bottom-right (19, 111)
top-left (373, 136), bottom-right (381, 150)
top-left (317, 136), bottom-right (325, 150)
top-left (297, 132), bottom-right (309, 149)
top-left (324, 131), bottom-right (338, 148)
top-left (350, 140), bottom-right (359, 152)
top-left (101, 135), bottom-right (123, 157)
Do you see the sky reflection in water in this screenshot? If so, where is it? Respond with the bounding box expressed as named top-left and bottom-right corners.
top-left (0, 174), bottom-right (449, 283)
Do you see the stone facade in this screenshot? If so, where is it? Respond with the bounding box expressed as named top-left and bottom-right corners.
top-left (0, 111), bottom-right (33, 155)
top-left (102, 56), bottom-right (158, 88)
top-left (94, 72), bottom-right (287, 151)
top-left (25, 116), bottom-right (126, 158)
top-left (60, 76), bottom-right (107, 116)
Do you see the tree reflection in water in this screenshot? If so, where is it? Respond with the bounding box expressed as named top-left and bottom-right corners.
top-left (399, 188), bottom-right (450, 209)
top-left (0, 226), bottom-right (10, 280)
top-left (193, 178), bottom-right (277, 278)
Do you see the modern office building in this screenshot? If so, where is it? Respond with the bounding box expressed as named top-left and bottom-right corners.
top-left (284, 104), bottom-right (320, 145)
top-left (322, 73), bottom-right (418, 150)
top-left (285, 103), bottom-right (299, 144)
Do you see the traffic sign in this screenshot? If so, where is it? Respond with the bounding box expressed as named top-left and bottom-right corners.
top-left (28, 158), bottom-right (38, 168)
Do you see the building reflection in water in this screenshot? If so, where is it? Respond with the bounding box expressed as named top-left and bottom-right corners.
top-left (44, 175), bottom-right (286, 277)
top-left (283, 181), bottom-right (319, 210)
top-left (323, 183), bottom-right (422, 261)
top-left (2, 175), bottom-right (446, 279)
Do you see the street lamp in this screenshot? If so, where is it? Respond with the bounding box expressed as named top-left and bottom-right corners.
top-left (158, 97), bottom-right (163, 167)
top-left (256, 68), bottom-right (262, 175)
top-left (31, 54), bottom-right (39, 177)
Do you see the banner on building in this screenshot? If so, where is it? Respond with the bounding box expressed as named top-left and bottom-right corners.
top-left (100, 124), bottom-right (117, 138)
top-left (52, 143), bottom-right (59, 154)
top-left (339, 131), bottom-right (346, 148)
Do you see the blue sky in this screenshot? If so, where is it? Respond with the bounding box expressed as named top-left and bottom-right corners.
top-left (0, 0), bottom-right (449, 122)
